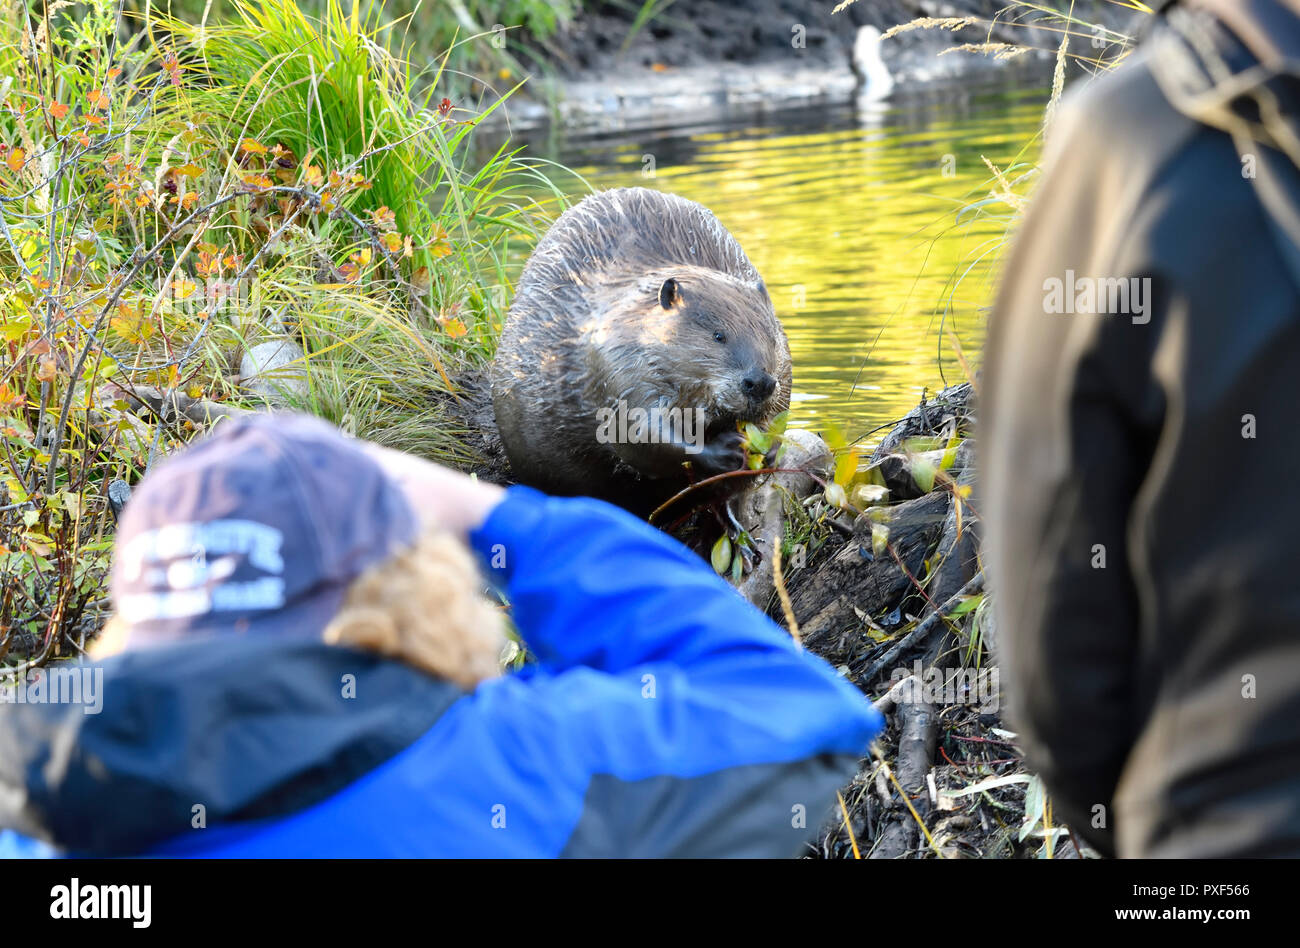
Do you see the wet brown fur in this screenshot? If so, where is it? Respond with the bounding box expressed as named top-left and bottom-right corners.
top-left (490, 187), bottom-right (792, 515)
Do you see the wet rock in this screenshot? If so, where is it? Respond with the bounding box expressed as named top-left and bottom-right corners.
top-left (241, 339), bottom-right (308, 406)
top-left (735, 428), bottom-right (832, 609)
top-left (107, 480), bottom-right (132, 521)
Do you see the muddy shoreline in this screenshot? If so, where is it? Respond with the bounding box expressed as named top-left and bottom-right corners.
top-left (483, 0), bottom-right (1141, 133)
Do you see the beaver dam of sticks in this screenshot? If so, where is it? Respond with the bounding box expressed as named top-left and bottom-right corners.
top-left (759, 384), bottom-right (1081, 859)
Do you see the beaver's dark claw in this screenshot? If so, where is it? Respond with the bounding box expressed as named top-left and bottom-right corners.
top-left (693, 429), bottom-right (746, 477)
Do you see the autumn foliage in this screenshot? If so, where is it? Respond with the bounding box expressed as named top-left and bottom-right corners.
top-left (0, 0), bottom-right (552, 670)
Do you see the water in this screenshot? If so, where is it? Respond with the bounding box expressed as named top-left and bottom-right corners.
top-left (511, 81), bottom-right (1048, 445)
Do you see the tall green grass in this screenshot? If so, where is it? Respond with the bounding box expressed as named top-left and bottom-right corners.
top-left (139, 0), bottom-right (581, 102)
top-left (151, 0), bottom-right (570, 445)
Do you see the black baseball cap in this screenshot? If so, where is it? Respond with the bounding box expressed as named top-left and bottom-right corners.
top-left (110, 413), bottom-right (417, 648)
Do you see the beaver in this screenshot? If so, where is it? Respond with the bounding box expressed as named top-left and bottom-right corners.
top-left (490, 187), bottom-right (792, 516)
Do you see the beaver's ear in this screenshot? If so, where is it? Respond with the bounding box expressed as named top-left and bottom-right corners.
top-left (658, 277), bottom-right (680, 309)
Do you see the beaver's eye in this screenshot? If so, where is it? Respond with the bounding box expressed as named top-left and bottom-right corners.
top-left (713, 330), bottom-right (727, 344)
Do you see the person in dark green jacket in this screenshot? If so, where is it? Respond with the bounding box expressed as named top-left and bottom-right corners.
top-left (983, 0), bottom-right (1300, 856)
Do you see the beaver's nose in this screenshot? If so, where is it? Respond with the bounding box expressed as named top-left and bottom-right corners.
top-left (742, 372), bottom-right (777, 401)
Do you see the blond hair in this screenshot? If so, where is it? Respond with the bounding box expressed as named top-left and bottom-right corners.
top-left (323, 530), bottom-right (507, 689)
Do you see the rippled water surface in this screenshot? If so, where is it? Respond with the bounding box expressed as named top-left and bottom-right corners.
top-left (513, 82), bottom-right (1047, 444)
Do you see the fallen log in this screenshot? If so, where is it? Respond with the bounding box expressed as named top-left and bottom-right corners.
top-left (869, 382), bottom-right (974, 463)
top-left (789, 489), bottom-right (950, 661)
top-left (868, 440), bottom-right (974, 501)
top-left (869, 676), bottom-right (939, 859)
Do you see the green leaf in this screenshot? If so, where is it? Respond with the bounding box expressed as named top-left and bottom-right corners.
top-left (834, 448), bottom-right (858, 489)
top-left (941, 437), bottom-right (961, 471)
top-left (956, 197), bottom-right (1001, 224)
top-left (912, 456), bottom-right (936, 494)
top-left (948, 592), bottom-right (985, 618)
top-left (901, 435), bottom-right (945, 454)
top-left (823, 420), bottom-right (847, 453)
top-left (871, 521), bottom-right (890, 556)
top-left (61, 490), bottom-right (83, 520)
top-left (3, 478), bottom-right (28, 503)
top-left (767, 410), bottom-right (789, 437)
top-left (1, 312), bottom-right (31, 341)
top-left (711, 534), bottom-right (733, 575)
top-left (1020, 775), bottom-right (1047, 842)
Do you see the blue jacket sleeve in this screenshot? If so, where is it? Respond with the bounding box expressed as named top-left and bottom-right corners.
top-left (470, 486), bottom-right (867, 678)
top-left (464, 486), bottom-right (883, 856)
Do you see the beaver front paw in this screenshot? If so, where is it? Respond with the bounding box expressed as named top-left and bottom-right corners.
top-left (692, 429), bottom-right (746, 478)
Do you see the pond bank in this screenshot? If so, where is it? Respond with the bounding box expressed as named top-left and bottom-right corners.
top-left (488, 0), bottom-right (1141, 133)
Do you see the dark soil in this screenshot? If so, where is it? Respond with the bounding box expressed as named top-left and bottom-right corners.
top-left (534, 0), bottom-right (907, 78)
top-left (512, 0), bottom-right (1143, 88)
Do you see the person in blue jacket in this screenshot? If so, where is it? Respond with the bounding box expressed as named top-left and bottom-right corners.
top-left (0, 413), bottom-right (881, 858)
